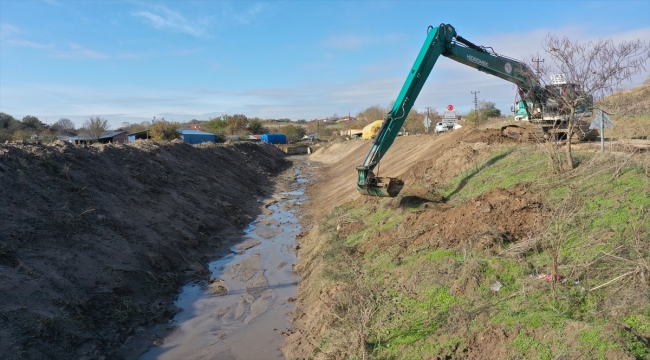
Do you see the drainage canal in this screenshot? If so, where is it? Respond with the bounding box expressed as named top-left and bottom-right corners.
top-left (141, 158), bottom-right (311, 360)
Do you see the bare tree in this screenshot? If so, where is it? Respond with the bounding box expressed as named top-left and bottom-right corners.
top-left (80, 116), bottom-right (109, 142)
top-left (403, 109), bottom-right (426, 134)
top-left (356, 105), bottom-right (389, 127)
top-left (535, 35), bottom-right (649, 169)
top-left (54, 118), bottom-right (76, 136)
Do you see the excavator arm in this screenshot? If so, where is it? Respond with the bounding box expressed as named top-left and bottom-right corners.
top-left (357, 23), bottom-right (540, 197)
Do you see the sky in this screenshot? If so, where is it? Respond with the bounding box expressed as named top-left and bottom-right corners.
top-left (1, 0), bottom-right (649, 129)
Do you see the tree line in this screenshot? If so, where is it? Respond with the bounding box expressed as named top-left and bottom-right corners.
top-left (0, 113), bottom-right (76, 143)
top-left (348, 100), bottom-right (502, 134)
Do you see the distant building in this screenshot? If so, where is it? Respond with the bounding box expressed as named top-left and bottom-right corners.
top-left (180, 129), bottom-right (217, 144)
top-left (127, 130), bottom-right (151, 142)
top-left (60, 130), bottom-right (128, 144)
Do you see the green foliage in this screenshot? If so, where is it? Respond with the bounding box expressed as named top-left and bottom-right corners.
top-left (0, 129), bottom-right (12, 142)
top-left (511, 333), bottom-right (554, 360)
top-left (22, 115), bottom-right (43, 129)
top-left (0, 112), bottom-right (18, 129)
top-left (12, 130), bottom-right (28, 141)
top-left (578, 327), bottom-right (620, 359)
top-left (203, 117), bottom-right (227, 138)
top-left (465, 100), bottom-right (502, 124)
top-left (247, 119), bottom-right (264, 134)
top-left (623, 314), bottom-right (650, 334)
top-left (280, 124), bottom-right (306, 141)
top-left (149, 120), bottom-right (181, 141)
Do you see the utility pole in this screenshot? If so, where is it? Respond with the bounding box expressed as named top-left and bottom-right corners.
top-left (348, 110), bottom-right (351, 136)
top-left (471, 91), bottom-right (480, 127)
top-left (531, 56), bottom-right (545, 78)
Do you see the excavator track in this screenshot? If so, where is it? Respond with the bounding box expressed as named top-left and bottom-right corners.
top-left (501, 123), bottom-right (548, 142)
top-left (501, 121), bottom-right (600, 142)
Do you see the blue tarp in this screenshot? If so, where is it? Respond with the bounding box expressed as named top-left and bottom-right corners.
top-left (180, 129), bottom-right (217, 145)
top-left (261, 133), bottom-right (287, 144)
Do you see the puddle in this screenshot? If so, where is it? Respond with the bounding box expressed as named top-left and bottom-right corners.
top-left (140, 158), bottom-right (311, 360)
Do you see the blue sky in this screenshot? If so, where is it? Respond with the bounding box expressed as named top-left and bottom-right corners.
top-left (1, 0), bottom-right (649, 128)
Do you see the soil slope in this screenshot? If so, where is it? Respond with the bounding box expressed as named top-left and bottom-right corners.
top-left (284, 128), bottom-right (524, 358)
top-left (0, 140), bottom-right (290, 359)
top-left (307, 127), bottom-right (510, 218)
top-left (284, 127), bottom-right (650, 359)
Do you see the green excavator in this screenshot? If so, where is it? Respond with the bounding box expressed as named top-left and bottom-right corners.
top-left (357, 23), bottom-right (597, 197)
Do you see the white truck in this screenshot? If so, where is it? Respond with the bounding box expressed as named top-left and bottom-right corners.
top-left (434, 119), bottom-right (461, 133)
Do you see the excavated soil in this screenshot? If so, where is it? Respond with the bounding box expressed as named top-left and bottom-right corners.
top-left (0, 140), bottom-right (291, 359)
top-left (306, 127), bottom-right (514, 219)
top-left (368, 186), bottom-right (548, 251)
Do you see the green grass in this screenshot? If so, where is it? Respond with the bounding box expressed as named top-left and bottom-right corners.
top-left (370, 286), bottom-right (456, 358)
top-left (312, 144), bottom-right (650, 359)
top-left (438, 146), bottom-right (546, 203)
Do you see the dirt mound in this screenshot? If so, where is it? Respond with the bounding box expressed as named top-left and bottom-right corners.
top-left (0, 140), bottom-right (290, 359)
top-left (369, 187), bottom-right (548, 252)
top-left (306, 127), bottom-right (518, 219)
top-left (282, 127), bottom-right (532, 359)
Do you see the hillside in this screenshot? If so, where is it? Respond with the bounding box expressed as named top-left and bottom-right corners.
top-left (600, 82), bottom-right (650, 139)
top-left (284, 128), bottom-right (650, 359)
top-left (0, 140), bottom-right (291, 359)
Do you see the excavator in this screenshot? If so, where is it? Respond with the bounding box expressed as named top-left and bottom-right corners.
top-left (357, 23), bottom-right (597, 197)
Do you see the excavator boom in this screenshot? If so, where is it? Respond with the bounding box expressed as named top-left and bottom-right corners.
top-left (357, 23), bottom-right (540, 197)
top-left (357, 24), bottom-right (456, 197)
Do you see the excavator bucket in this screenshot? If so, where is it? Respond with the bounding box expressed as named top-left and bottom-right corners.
top-left (357, 177), bottom-right (404, 197)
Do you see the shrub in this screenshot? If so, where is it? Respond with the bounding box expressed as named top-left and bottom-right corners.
top-left (149, 120), bottom-right (181, 141)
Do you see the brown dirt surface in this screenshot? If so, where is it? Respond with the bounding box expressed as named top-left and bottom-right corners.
top-left (306, 127), bottom-right (517, 219)
top-left (0, 139), bottom-right (291, 359)
top-left (377, 186), bottom-right (549, 252)
top-left (282, 127), bottom-right (536, 359)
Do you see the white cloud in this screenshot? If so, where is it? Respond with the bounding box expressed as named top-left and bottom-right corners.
top-left (132, 5), bottom-right (209, 37)
top-left (0, 23), bottom-right (19, 37)
top-left (54, 43), bottom-right (109, 59)
top-left (0, 23), bottom-right (54, 49)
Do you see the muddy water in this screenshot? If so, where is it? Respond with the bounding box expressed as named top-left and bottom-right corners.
top-left (141, 159), bottom-right (310, 360)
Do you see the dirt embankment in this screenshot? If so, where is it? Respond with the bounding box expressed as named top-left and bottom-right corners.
top-left (0, 140), bottom-right (291, 359)
top-left (306, 127), bottom-right (512, 218)
top-left (282, 128), bottom-right (544, 359)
